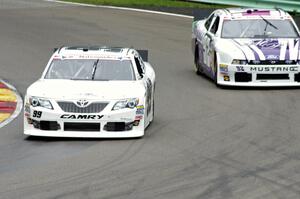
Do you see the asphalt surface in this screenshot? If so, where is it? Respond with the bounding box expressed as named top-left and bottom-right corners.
top-left (1, 1), bottom-right (300, 198)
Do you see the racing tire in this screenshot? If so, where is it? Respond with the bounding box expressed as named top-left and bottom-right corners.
top-left (213, 53), bottom-right (219, 86)
top-left (149, 86), bottom-right (155, 124)
top-left (194, 45), bottom-right (203, 75)
top-left (151, 97), bottom-right (154, 123)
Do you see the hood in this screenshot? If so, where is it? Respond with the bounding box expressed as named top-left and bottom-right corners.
top-left (231, 38), bottom-right (300, 61)
top-left (27, 79), bottom-right (145, 100)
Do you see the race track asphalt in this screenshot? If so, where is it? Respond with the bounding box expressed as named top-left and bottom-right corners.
top-left (1, 1), bottom-right (300, 198)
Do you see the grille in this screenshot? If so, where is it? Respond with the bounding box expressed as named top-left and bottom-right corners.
top-left (256, 74), bottom-right (289, 80)
top-left (235, 72), bottom-right (252, 82)
top-left (64, 122), bottom-right (100, 131)
top-left (57, 101), bottom-right (108, 113)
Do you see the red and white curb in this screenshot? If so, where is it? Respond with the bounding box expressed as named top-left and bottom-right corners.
top-left (0, 80), bottom-right (22, 128)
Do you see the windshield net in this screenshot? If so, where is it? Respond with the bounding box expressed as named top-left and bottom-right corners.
top-left (222, 19), bottom-right (299, 38)
top-left (45, 59), bottom-right (135, 81)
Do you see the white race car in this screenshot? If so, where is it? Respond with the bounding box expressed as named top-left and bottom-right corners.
top-left (24, 46), bottom-right (155, 138)
top-left (192, 8), bottom-right (300, 86)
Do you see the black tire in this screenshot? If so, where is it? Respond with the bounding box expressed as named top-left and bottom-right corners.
top-left (150, 85), bottom-right (155, 123)
top-left (194, 45), bottom-right (203, 75)
top-left (151, 97), bottom-right (154, 122)
top-left (213, 53), bottom-right (219, 86)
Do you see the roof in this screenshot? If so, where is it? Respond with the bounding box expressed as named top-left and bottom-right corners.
top-left (53, 46), bottom-right (135, 60)
top-left (217, 8), bottom-right (291, 19)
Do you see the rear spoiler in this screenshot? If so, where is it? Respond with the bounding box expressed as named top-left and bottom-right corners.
top-left (137, 50), bottom-right (148, 62)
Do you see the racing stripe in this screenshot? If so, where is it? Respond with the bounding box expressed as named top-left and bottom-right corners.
top-left (280, 39), bottom-right (288, 60)
top-left (231, 39), bottom-right (247, 60)
top-left (249, 44), bottom-right (266, 60)
top-left (233, 39), bottom-right (256, 60)
top-left (288, 39), bottom-right (299, 60)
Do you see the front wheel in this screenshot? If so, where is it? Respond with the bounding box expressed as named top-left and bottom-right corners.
top-left (194, 45), bottom-right (203, 75)
top-left (213, 53), bottom-right (219, 86)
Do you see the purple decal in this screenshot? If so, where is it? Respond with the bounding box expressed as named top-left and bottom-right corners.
top-left (253, 39), bottom-right (281, 60)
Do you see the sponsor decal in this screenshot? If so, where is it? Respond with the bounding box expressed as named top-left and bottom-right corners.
top-left (135, 115), bottom-right (143, 120)
top-left (266, 54), bottom-right (279, 60)
top-left (60, 114), bottom-right (104, 119)
top-left (219, 64), bottom-right (228, 74)
top-left (234, 39), bottom-right (300, 61)
top-left (120, 117), bottom-right (132, 122)
top-left (223, 76), bottom-right (230, 81)
top-left (236, 66), bottom-right (245, 72)
top-left (136, 105), bottom-right (144, 115)
top-left (24, 104), bottom-right (30, 114)
top-left (136, 108), bottom-right (144, 115)
top-left (250, 66), bottom-right (298, 72)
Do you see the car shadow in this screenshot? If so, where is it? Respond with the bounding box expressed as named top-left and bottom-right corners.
top-left (25, 135), bottom-right (142, 142)
top-left (194, 70), bottom-right (300, 91)
top-left (221, 86), bottom-right (300, 91)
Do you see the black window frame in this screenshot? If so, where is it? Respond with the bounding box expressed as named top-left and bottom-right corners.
top-left (205, 14), bottom-right (215, 30)
top-left (134, 56), bottom-right (144, 79)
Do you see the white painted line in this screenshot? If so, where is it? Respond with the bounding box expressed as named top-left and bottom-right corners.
top-left (44, 0), bottom-right (194, 19)
top-left (0, 80), bottom-right (23, 129)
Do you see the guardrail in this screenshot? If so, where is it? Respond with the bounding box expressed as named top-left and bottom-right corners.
top-left (188, 0), bottom-right (300, 13)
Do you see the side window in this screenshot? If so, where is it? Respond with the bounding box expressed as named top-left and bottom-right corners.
top-left (209, 16), bottom-right (220, 34)
top-left (134, 56), bottom-right (144, 78)
top-left (204, 14), bottom-right (214, 30)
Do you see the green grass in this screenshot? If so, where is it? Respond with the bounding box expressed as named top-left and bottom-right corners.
top-left (62, 0), bottom-right (225, 8)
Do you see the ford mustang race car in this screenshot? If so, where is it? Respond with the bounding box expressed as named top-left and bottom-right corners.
top-left (24, 46), bottom-right (155, 138)
top-left (192, 8), bottom-right (300, 86)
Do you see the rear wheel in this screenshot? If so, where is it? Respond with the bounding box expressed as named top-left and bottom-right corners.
top-left (194, 45), bottom-right (203, 75)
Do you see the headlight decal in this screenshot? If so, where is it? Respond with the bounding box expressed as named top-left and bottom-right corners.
top-left (29, 97), bottom-right (53, 110)
top-left (112, 98), bottom-right (139, 111)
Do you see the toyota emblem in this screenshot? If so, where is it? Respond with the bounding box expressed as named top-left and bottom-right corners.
top-left (76, 99), bottom-right (89, 108)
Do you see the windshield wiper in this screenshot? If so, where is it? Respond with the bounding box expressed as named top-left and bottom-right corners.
top-left (91, 59), bottom-right (99, 80)
top-left (260, 15), bottom-right (278, 35)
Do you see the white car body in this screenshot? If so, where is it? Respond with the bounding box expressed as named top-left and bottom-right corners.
top-left (24, 47), bottom-right (155, 138)
top-left (192, 8), bottom-right (300, 86)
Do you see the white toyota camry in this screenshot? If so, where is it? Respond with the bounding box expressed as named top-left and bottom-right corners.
top-left (24, 46), bottom-right (155, 138)
top-left (192, 8), bottom-right (300, 86)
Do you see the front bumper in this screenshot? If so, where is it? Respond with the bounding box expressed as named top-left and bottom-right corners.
top-left (217, 64), bottom-right (300, 87)
top-left (24, 106), bottom-right (144, 138)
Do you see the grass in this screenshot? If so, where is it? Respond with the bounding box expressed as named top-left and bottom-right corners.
top-left (61, 0), bottom-right (225, 8)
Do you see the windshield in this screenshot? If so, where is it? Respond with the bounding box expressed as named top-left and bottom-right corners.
top-left (222, 19), bottom-right (299, 38)
top-left (45, 59), bottom-right (135, 81)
